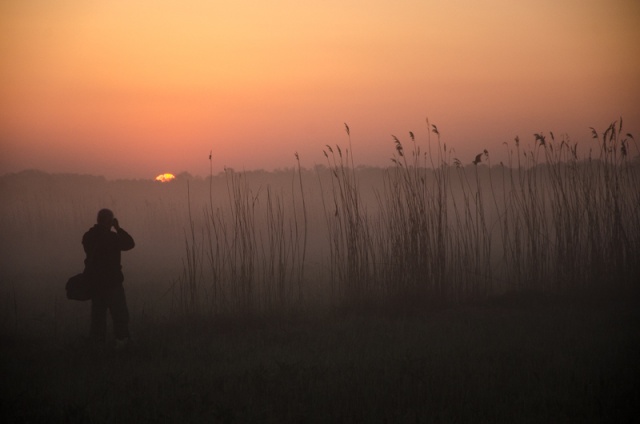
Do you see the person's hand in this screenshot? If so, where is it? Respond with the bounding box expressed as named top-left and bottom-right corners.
top-left (112, 218), bottom-right (120, 230)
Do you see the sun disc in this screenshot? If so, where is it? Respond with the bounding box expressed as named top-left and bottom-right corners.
top-left (155, 173), bottom-right (176, 183)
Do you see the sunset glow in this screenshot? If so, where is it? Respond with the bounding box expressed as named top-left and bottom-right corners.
top-left (1, 0), bottom-right (639, 179)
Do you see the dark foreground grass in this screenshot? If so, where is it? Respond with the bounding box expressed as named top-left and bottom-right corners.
top-left (2, 290), bottom-right (639, 423)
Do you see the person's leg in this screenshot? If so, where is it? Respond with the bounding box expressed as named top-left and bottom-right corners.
top-left (90, 293), bottom-right (108, 342)
top-left (109, 284), bottom-right (130, 341)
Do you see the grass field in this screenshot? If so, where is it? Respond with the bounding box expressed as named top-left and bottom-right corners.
top-left (2, 288), bottom-right (638, 423)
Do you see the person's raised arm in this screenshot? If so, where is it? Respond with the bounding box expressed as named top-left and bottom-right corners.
top-left (113, 218), bottom-right (135, 251)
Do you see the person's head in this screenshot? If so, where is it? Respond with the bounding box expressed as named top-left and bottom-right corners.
top-left (97, 208), bottom-right (114, 228)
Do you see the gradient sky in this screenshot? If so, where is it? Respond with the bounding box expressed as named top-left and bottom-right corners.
top-left (2, 0), bottom-right (639, 179)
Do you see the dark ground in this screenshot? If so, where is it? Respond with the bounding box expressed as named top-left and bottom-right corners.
top-left (2, 288), bottom-right (639, 423)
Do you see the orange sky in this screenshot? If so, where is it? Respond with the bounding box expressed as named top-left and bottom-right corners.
top-left (1, 0), bottom-right (639, 178)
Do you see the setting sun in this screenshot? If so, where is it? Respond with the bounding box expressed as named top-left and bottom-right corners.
top-left (155, 173), bottom-right (175, 183)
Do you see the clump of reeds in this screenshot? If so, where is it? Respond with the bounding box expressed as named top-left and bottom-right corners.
top-left (178, 119), bottom-right (639, 315)
top-left (177, 155), bottom-right (309, 317)
top-left (495, 120), bottom-right (639, 292)
top-left (319, 124), bottom-right (379, 306)
top-left (323, 119), bottom-right (638, 306)
top-left (373, 120), bottom-right (493, 303)
top-left (375, 124), bottom-right (451, 301)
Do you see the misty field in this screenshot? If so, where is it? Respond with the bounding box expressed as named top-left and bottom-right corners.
top-left (1, 122), bottom-right (639, 422)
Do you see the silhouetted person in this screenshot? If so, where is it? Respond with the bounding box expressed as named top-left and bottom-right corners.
top-left (82, 208), bottom-right (135, 347)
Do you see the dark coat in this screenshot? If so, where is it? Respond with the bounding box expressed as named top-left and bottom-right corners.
top-left (82, 224), bottom-right (135, 288)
